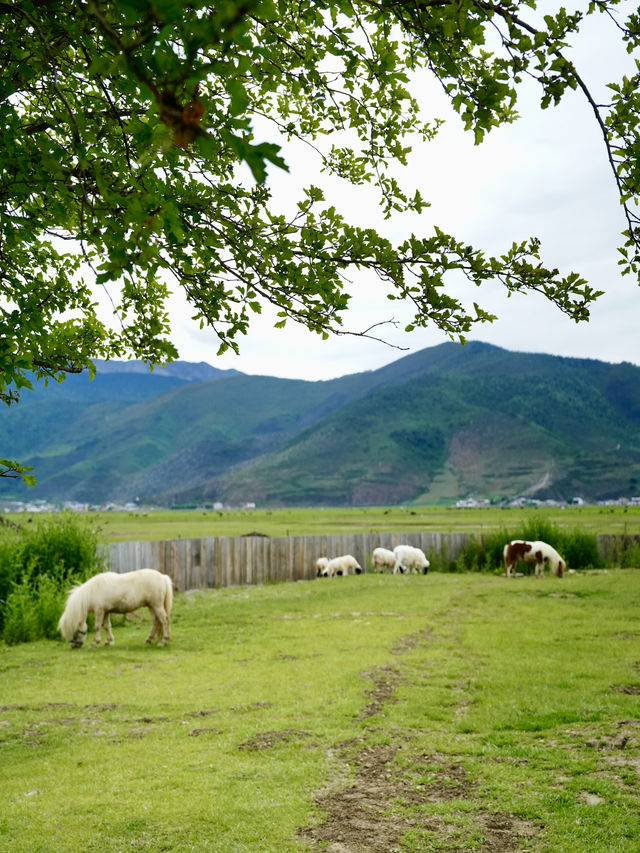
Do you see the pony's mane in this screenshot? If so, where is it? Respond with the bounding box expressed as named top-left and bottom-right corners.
top-left (57, 579), bottom-right (90, 640)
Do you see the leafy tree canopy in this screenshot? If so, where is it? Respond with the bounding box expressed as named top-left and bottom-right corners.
top-left (1, 0), bottom-right (639, 473)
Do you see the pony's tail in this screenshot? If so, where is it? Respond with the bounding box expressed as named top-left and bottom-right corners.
top-left (163, 574), bottom-right (173, 616)
top-left (57, 584), bottom-right (85, 640)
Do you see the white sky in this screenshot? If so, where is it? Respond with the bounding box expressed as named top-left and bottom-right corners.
top-left (163, 2), bottom-right (640, 381)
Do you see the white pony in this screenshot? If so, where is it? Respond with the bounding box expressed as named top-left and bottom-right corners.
top-left (58, 569), bottom-right (173, 647)
top-left (503, 540), bottom-right (566, 578)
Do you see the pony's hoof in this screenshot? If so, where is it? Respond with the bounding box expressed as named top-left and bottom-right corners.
top-left (157, 640), bottom-right (167, 647)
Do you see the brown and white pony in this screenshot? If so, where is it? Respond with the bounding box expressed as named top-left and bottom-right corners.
top-left (503, 540), bottom-right (566, 578)
top-left (58, 569), bottom-right (173, 647)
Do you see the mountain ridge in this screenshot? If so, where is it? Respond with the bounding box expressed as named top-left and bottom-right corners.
top-left (2, 342), bottom-right (639, 506)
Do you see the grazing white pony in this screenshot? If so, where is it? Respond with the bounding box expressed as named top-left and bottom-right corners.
top-left (371, 547), bottom-right (396, 572)
top-left (503, 540), bottom-right (566, 578)
top-left (58, 569), bottom-right (173, 648)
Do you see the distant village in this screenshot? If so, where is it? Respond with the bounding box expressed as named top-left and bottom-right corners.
top-left (0, 499), bottom-right (251, 514)
top-left (454, 496), bottom-right (640, 508)
top-left (2, 496), bottom-right (640, 514)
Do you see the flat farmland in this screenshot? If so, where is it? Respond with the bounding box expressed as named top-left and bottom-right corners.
top-left (7, 504), bottom-right (639, 543)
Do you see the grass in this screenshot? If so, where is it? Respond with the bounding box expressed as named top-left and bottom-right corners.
top-left (5, 504), bottom-right (640, 542)
top-left (1, 570), bottom-right (640, 851)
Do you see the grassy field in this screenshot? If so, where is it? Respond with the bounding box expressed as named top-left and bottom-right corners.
top-left (1, 570), bottom-right (639, 852)
top-left (6, 504), bottom-right (640, 543)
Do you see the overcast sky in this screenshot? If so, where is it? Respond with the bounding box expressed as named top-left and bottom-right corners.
top-left (162, 3), bottom-right (640, 381)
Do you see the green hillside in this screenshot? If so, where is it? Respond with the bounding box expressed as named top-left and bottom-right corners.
top-left (2, 342), bottom-right (640, 506)
top-left (1, 371), bottom-right (381, 503)
top-left (211, 365), bottom-right (640, 506)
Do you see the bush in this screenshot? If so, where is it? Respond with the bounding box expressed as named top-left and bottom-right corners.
top-left (560, 528), bottom-right (605, 570)
top-left (427, 541), bottom-right (459, 572)
top-left (20, 513), bottom-right (101, 582)
top-left (450, 528), bottom-right (510, 573)
top-left (518, 516), bottom-right (563, 547)
top-left (2, 567), bottom-right (69, 645)
top-left (603, 536), bottom-right (640, 568)
top-left (0, 513), bottom-right (104, 642)
top-left (454, 536), bottom-right (491, 572)
top-left (0, 527), bottom-right (24, 617)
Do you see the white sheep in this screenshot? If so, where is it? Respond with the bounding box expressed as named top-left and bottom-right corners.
top-left (393, 544), bottom-right (430, 574)
top-left (323, 554), bottom-right (362, 577)
top-left (315, 556), bottom-right (329, 577)
top-left (371, 547), bottom-right (396, 572)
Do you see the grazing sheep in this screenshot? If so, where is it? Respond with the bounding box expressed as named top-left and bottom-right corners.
top-left (315, 556), bottom-right (329, 577)
top-left (393, 544), bottom-right (430, 575)
top-left (371, 547), bottom-right (396, 572)
top-left (503, 540), bottom-right (566, 578)
top-left (323, 554), bottom-right (362, 577)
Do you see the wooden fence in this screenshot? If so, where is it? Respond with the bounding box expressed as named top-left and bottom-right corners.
top-left (103, 531), bottom-right (472, 591)
top-left (103, 532), bottom-right (639, 592)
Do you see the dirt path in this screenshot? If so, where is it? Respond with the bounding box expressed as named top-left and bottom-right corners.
top-left (298, 620), bottom-right (541, 853)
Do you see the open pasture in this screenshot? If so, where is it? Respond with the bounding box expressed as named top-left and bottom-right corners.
top-left (1, 569), bottom-right (640, 852)
top-left (9, 504), bottom-right (640, 543)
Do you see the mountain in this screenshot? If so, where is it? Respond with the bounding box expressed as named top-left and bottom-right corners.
top-left (92, 359), bottom-right (239, 383)
top-left (2, 342), bottom-right (640, 506)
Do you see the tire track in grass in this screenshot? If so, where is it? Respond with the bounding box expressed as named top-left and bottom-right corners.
top-left (298, 599), bottom-right (541, 853)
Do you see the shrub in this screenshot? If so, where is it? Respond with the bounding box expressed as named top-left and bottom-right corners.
top-left (19, 512), bottom-right (101, 582)
top-left (450, 528), bottom-right (510, 573)
top-left (0, 513), bottom-right (104, 642)
top-left (2, 567), bottom-right (69, 645)
top-left (560, 528), bottom-right (605, 570)
top-left (427, 541), bottom-right (459, 572)
top-left (477, 529), bottom-right (511, 573)
top-left (604, 537), bottom-right (640, 568)
top-left (518, 516), bottom-right (563, 546)
top-left (0, 527), bottom-right (24, 618)
top-left (454, 536), bottom-right (490, 572)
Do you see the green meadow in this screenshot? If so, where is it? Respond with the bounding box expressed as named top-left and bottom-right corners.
top-left (1, 570), bottom-right (639, 852)
top-left (6, 504), bottom-right (639, 543)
